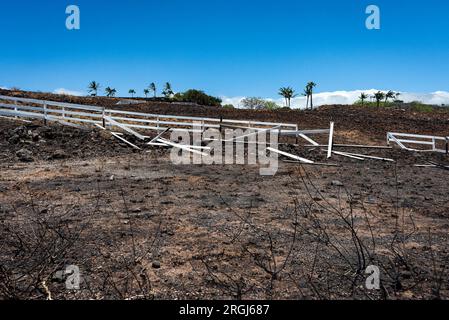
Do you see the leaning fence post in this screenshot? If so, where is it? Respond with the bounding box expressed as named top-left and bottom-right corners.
top-left (446, 137), bottom-right (449, 155)
top-left (201, 119), bottom-right (205, 141)
top-left (43, 103), bottom-right (47, 126)
top-left (295, 124), bottom-right (299, 145)
top-left (14, 101), bottom-right (18, 119)
top-left (327, 122), bottom-right (335, 159)
top-left (102, 108), bottom-right (106, 128)
top-left (219, 117), bottom-right (223, 142)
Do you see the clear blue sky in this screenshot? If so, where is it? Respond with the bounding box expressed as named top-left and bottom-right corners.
top-left (1, 0), bottom-right (448, 97)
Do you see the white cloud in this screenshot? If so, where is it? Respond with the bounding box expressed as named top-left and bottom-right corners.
top-left (53, 88), bottom-right (85, 96)
top-left (398, 91), bottom-right (449, 106)
top-left (221, 90), bottom-right (449, 109)
top-left (0, 86), bottom-right (9, 90)
top-left (221, 96), bottom-right (246, 108)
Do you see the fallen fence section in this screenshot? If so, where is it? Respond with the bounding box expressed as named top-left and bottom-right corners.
top-left (336, 151), bottom-right (394, 162)
top-left (266, 147), bottom-right (314, 164)
top-left (283, 160), bottom-right (340, 167)
top-left (157, 138), bottom-right (208, 156)
top-left (415, 163), bottom-right (449, 170)
top-left (110, 132), bottom-right (142, 150)
top-left (332, 151), bottom-right (365, 161)
top-left (387, 132), bottom-right (449, 154)
top-left (305, 144), bottom-right (392, 149)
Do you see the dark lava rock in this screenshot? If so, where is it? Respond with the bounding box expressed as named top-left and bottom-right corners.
top-left (331, 180), bottom-right (344, 187)
top-left (152, 261), bottom-right (161, 269)
top-left (36, 126), bottom-right (54, 139)
top-left (16, 148), bottom-right (33, 162)
top-left (52, 270), bottom-right (66, 283)
top-left (8, 134), bottom-right (21, 144)
top-left (48, 150), bottom-right (68, 160)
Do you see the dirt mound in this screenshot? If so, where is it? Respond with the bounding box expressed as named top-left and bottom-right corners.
top-left (0, 119), bottom-right (136, 163)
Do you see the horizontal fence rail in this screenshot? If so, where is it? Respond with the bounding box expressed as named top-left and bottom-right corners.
top-left (387, 132), bottom-right (449, 154)
top-left (0, 95), bottom-right (299, 135)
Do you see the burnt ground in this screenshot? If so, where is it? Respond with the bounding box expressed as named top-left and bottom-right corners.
top-left (1, 92), bottom-right (449, 300)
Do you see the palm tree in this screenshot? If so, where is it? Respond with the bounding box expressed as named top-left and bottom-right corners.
top-left (374, 91), bottom-right (385, 108)
top-left (149, 83), bottom-right (157, 98)
top-left (303, 89), bottom-right (311, 109)
top-left (88, 81), bottom-right (100, 97)
top-left (105, 87), bottom-right (117, 98)
top-left (144, 89), bottom-right (150, 98)
top-left (385, 90), bottom-right (396, 103)
top-left (129, 89), bottom-right (136, 98)
top-left (306, 82), bottom-right (317, 109)
top-left (278, 87), bottom-right (296, 108)
top-left (162, 82), bottom-right (174, 98)
top-left (359, 92), bottom-right (368, 106)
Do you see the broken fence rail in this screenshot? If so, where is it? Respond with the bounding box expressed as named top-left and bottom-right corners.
top-left (266, 147), bottom-right (314, 164)
top-left (387, 132), bottom-right (449, 154)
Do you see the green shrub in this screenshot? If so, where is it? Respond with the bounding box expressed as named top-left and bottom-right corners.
top-left (353, 100), bottom-right (395, 108)
top-left (264, 101), bottom-right (281, 110)
top-left (222, 104), bottom-right (235, 109)
top-left (241, 97), bottom-right (266, 110)
top-left (241, 97), bottom-right (281, 110)
top-left (174, 89), bottom-right (222, 107)
top-left (409, 102), bottom-right (434, 113)
top-left (353, 99), bottom-right (436, 112)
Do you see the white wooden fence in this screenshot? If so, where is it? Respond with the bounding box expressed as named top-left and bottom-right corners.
top-left (0, 95), bottom-right (299, 135)
top-left (387, 132), bottom-right (449, 154)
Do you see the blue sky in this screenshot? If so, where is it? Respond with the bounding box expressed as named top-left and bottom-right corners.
top-left (1, 0), bottom-right (449, 101)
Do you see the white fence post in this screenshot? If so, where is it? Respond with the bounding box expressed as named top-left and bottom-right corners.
top-left (43, 103), bottom-right (48, 125)
top-left (327, 122), bottom-right (335, 159)
top-left (446, 137), bottom-right (449, 155)
top-left (295, 124), bottom-right (299, 145)
top-left (102, 109), bottom-right (105, 127)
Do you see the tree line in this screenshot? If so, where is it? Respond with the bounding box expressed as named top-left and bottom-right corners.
top-left (88, 80), bottom-right (320, 110)
top-left (358, 91), bottom-right (401, 108)
top-left (88, 81), bottom-right (173, 99)
top-left (86, 80), bottom-right (403, 110)
top-left (87, 81), bottom-right (223, 107)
